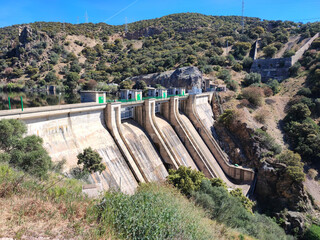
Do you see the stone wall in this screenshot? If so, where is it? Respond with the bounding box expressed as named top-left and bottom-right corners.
top-left (250, 57), bottom-right (292, 82)
top-left (251, 33), bottom-right (319, 82)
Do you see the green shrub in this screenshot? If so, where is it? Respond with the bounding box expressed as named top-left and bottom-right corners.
top-left (289, 62), bottom-right (301, 77)
top-left (242, 57), bottom-right (253, 69)
top-left (0, 119), bottom-right (27, 152)
top-left (217, 69), bottom-right (231, 82)
top-left (94, 184), bottom-right (214, 240)
top-left (243, 73), bottom-right (261, 86)
top-left (263, 45), bottom-right (277, 58)
top-left (193, 180), bottom-right (290, 240)
top-left (297, 88), bottom-right (312, 97)
top-left (10, 135), bottom-right (52, 178)
top-left (283, 50), bottom-right (295, 58)
top-left (276, 150), bottom-right (305, 183)
top-left (304, 224), bottom-right (320, 240)
top-left (254, 129), bottom-right (282, 156)
top-left (242, 86), bottom-right (265, 107)
top-left (218, 109), bottom-right (239, 127)
top-left (77, 147), bottom-right (105, 174)
top-left (266, 79), bottom-right (281, 95)
top-left (167, 166), bottom-right (205, 196)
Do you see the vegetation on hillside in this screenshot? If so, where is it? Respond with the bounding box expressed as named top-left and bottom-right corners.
top-left (168, 166), bottom-right (291, 240)
top-left (283, 38), bottom-right (320, 165)
top-left (0, 13), bottom-right (319, 92)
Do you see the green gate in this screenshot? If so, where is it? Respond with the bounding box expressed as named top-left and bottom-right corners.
top-left (137, 93), bottom-right (141, 101)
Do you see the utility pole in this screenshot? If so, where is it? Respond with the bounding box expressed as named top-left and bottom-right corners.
top-left (241, 0), bottom-right (245, 33)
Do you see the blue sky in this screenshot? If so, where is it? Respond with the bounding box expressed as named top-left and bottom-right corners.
top-left (0, 0), bottom-right (319, 27)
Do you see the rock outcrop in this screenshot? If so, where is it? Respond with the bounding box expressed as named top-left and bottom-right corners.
top-left (125, 66), bottom-right (203, 90)
top-left (214, 117), bottom-right (310, 211)
top-left (19, 26), bottom-right (33, 45)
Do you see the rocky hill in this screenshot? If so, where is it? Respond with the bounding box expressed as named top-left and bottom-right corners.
top-left (0, 13), bottom-right (319, 92)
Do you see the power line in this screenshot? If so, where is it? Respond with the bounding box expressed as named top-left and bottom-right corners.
top-left (290, 17), bottom-right (320, 22)
top-left (104, 0), bottom-right (138, 23)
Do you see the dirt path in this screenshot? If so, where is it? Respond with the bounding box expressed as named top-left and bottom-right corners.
top-left (304, 177), bottom-right (320, 207)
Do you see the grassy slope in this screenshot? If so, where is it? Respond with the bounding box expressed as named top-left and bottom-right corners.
top-left (0, 163), bottom-right (253, 240)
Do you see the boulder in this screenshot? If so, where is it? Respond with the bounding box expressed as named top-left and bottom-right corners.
top-left (126, 66), bottom-right (203, 90)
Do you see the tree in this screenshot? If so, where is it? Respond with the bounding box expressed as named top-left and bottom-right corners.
top-left (133, 80), bottom-right (147, 90)
top-left (266, 79), bottom-right (281, 95)
top-left (45, 71), bottom-right (58, 83)
top-left (167, 166), bottom-right (205, 196)
top-left (65, 72), bottom-right (80, 91)
top-left (119, 80), bottom-right (132, 89)
top-left (70, 62), bottom-right (81, 73)
top-left (77, 147), bottom-right (106, 174)
top-left (10, 135), bottom-right (52, 178)
top-left (217, 69), bottom-right (231, 82)
top-left (263, 45), bottom-right (277, 58)
top-left (289, 62), bottom-right (301, 77)
top-left (284, 103), bottom-right (311, 122)
top-left (49, 52), bottom-right (59, 65)
top-left (0, 119), bottom-right (27, 152)
top-left (276, 150), bottom-right (305, 183)
top-left (232, 42), bottom-right (251, 59)
top-left (242, 57), bottom-right (253, 69)
top-left (283, 50), bottom-right (295, 58)
top-left (243, 73), bottom-right (261, 86)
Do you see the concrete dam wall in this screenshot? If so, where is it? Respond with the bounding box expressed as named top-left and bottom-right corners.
top-left (22, 106), bottom-right (138, 195)
top-left (121, 119), bottom-right (168, 182)
top-left (0, 94), bottom-right (255, 195)
top-left (154, 115), bottom-right (197, 170)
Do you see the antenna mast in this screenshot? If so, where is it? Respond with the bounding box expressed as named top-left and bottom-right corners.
top-left (85, 11), bottom-right (89, 23)
top-left (125, 17), bottom-right (128, 33)
top-left (241, 0), bottom-right (244, 33)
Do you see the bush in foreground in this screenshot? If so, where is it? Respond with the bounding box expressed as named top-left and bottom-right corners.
top-left (168, 167), bottom-right (292, 240)
top-left (93, 184), bottom-right (225, 240)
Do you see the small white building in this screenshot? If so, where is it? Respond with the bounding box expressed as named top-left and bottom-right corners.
top-left (120, 89), bottom-right (143, 101)
top-left (147, 88), bottom-right (168, 98)
top-left (80, 91), bottom-right (106, 103)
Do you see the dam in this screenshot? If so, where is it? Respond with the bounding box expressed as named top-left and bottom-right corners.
top-left (0, 93), bottom-right (254, 195)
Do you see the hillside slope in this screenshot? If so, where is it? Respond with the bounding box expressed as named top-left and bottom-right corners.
top-left (0, 13), bottom-right (319, 92)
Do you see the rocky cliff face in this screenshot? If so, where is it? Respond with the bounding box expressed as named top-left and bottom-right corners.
top-left (215, 119), bottom-right (308, 210)
top-left (126, 66), bottom-right (203, 90)
top-left (214, 117), bottom-right (314, 235)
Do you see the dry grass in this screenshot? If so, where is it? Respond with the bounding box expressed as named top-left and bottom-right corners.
top-left (0, 165), bottom-right (102, 240)
top-left (0, 164), bottom-right (255, 240)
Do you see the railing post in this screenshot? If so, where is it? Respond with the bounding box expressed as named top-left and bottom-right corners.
top-left (20, 96), bottom-right (23, 111)
top-left (8, 97), bottom-right (11, 110)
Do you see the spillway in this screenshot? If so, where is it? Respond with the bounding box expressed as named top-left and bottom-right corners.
top-left (196, 101), bottom-right (214, 134)
top-left (24, 110), bottom-right (138, 194)
top-left (178, 111), bottom-right (250, 192)
top-left (154, 115), bottom-right (198, 170)
top-left (121, 119), bottom-right (168, 182)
